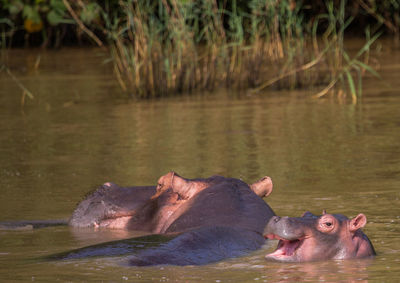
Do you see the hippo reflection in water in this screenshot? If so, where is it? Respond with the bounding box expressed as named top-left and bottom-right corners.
top-left (264, 211), bottom-right (376, 262)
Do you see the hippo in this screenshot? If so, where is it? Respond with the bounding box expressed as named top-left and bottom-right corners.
top-left (2, 172), bottom-right (377, 266)
top-left (66, 172), bottom-right (276, 265)
top-left (70, 172), bottom-right (274, 231)
top-left (263, 211), bottom-right (376, 262)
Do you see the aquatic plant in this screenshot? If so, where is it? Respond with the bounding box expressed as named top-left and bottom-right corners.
top-left (0, 63), bottom-right (35, 106)
top-left (99, 0), bottom-right (383, 101)
top-left (252, 0), bottom-right (382, 103)
top-left (0, 0), bottom-right (74, 47)
top-left (101, 0), bottom-right (304, 97)
top-left (1, 0), bottom-right (399, 101)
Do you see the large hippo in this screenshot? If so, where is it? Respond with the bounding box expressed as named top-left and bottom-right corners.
top-left (68, 172), bottom-right (276, 265)
top-left (263, 211), bottom-right (376, 262)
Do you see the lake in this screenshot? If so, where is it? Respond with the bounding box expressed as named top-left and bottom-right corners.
top-left (0, 42), bottom-right (399, 281)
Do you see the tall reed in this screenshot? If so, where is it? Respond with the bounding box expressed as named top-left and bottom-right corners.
top-left (104, 0), bottom-right (308, 98)
top-left (89, 0), bottom-right (383, 100)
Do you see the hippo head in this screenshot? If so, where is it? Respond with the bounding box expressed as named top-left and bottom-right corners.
top-left (264, 211), bottom-right (376, 262)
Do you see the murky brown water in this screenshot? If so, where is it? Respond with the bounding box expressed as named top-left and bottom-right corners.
top-left (0, 43), bottom-right (399, 281)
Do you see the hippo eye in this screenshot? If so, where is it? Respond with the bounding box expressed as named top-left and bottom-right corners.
top-left (318, 217), bottom-right (336, 232)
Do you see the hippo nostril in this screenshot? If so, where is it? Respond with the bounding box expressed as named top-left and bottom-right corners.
top-left (272, 216), bottom-right (281, 223)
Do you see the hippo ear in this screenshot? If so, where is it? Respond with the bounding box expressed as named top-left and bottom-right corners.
top-left (349, 213), bottom-right (367, 232)
top-left (250, 176), bottom-right (273, 198)
top-left (170, 172), bottom-right (189, 192)
top-left (155, 172), bottom-right (206, 200)
top-left (157, 171), bottom-right (187, 189)
top-left (156, 172), bottom-right (175, 191)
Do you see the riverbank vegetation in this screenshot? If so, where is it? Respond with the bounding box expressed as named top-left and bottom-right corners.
top-left (1, 1), bottom-right (399, 101)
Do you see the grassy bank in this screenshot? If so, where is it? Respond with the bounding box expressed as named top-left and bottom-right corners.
top-left (1, 1), bottom-right (399, 100)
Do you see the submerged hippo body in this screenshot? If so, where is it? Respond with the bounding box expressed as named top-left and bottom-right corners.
top-left (264, 211), bottom-right (376, 262)
top-left (69, 172), bottom-right (275, 265)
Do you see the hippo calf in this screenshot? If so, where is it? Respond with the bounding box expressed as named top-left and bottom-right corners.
top-left (264, 211), bottom-right (376, 262)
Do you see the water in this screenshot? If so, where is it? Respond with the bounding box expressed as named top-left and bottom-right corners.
top-left (0, 44), bottom-right (399, 281)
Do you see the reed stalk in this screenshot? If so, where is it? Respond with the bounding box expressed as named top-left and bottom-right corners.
top-left (68, 0), bottom-right (387, 100)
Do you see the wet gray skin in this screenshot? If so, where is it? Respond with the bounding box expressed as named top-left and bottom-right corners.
top-left (263, 211), bottom-right (376, 262)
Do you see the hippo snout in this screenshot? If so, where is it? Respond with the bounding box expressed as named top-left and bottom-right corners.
top-left (263, 216), bottom-right (305, 241)
top-left (263, 216), bottom-right (282, 237)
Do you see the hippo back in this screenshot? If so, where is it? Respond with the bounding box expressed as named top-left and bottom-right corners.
top-left (166, 177), bottom-right (275, 234)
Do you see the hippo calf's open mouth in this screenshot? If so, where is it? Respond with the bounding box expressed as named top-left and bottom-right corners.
top-left (264, 234), bottom-right (305, 260)
top-left (263, 212), bottom-right (376, 262)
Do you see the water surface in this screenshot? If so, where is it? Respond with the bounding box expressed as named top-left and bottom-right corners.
top-left (0, 45), bottom-right (399, 281)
